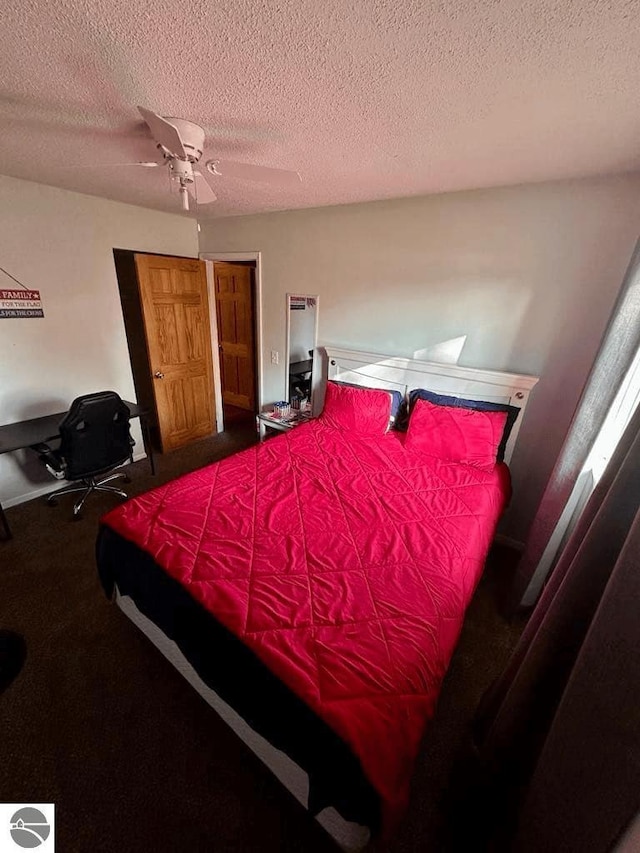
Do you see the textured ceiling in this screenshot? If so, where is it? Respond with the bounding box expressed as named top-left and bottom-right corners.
top-left (1, 0), bottom-right (639, 218)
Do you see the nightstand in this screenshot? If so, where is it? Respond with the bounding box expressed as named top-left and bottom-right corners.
top-left (256, 410), bottom-right (313, 441)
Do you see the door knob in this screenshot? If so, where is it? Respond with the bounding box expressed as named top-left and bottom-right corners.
top-left (154, 371), bottom-right (165, 379)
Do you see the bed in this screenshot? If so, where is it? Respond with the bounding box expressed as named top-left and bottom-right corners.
top-left (96, 347), bottom-right (538, 850)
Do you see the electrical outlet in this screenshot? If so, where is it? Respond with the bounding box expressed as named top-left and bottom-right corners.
top-left (271, 350), bottom-right (279, 365)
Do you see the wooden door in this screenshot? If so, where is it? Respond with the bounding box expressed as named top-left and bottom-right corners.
top-left (134, 254), bottom-right (216, 452)
top-left (213, 263), bottom-right (256, 411)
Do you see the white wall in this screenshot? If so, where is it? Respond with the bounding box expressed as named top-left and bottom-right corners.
top-left (199, 174), bottom-right (640, 543)
top-left (0, 175), bottom-right (198, 508)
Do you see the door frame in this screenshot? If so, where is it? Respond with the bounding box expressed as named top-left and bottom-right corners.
top-left (201, 252), bottom-right (263, 432)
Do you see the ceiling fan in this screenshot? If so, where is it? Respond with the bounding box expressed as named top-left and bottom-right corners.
top-left (99, 107), bottom-right (302, 211)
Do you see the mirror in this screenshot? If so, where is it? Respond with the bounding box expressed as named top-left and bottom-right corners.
top-left (285, 294), bottom-right (319, 405)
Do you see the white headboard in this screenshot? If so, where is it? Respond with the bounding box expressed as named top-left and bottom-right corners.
top-left (311, 346), bottom-right (539, 464)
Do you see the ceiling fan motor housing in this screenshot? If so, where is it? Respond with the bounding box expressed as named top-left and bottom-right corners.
top-left (164, 118), bottom-right (205, 162)
top-left (168, 158), bottom-right (194, 184)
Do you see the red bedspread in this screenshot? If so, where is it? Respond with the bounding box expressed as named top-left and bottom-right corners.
top-left (102, 421), bottom-right (509, 830)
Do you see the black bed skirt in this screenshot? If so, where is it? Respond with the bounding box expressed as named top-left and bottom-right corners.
top-left (95, 525), bottom-right (380, 834)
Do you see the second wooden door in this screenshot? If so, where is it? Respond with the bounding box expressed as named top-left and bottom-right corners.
top-left (213, 263), bottom-right (256, 411)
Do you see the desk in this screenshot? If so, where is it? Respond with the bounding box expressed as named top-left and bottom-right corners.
top-left (0, 400), bottom-right (153, 540)
top-left (289, 358), bottom-right (313, 377)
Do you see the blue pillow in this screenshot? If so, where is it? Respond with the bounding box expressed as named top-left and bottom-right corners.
top-left (401, 389), bottom-right (520, 462)
top-left (331, 381), bottom-right (404, 429)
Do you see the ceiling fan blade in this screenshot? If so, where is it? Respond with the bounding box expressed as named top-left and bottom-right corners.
top-left (138, 106), bottom-right (186, 158)
top-left (60, 161), bottom-right (163, 169)
top-left (206, 159), bottom-right (301, 187)
top-left (191, 171), bottom-right (218, 205)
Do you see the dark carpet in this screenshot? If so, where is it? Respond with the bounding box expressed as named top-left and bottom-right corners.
top-left (0, 425), bottom-right (525, 852)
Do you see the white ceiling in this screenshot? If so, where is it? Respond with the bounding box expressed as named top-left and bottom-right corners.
top-left (2, 0), bottom-right (639, 218)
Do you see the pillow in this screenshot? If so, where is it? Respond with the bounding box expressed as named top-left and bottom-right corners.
top-left (332, 380), bottom-right (404, 429)
top-left (405, 398), bottom-right (508, 470)
top-left (399, 389), bottom-right (519, 462)
top-left (319, 381), bottom-right (394, 434)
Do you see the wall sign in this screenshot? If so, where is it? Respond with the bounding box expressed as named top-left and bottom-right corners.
top-left (0, 265), bottom-right (45, 318)
top-left (0, 288), bottom-right (44, 318)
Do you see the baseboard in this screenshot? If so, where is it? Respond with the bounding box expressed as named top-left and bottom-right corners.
top-left (2, 451), bottom-right (148, 510)
top-left (494, 533), bottom-right (525, 553)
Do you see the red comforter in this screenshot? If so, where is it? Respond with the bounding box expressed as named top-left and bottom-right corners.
top-left (102, 420), bottom-right (509, 830)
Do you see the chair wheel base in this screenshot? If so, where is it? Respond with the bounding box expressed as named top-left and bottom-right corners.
top-left (42, 467), bottom-right (130, 520)
top-left (122, 476), bottom-right (131, 484)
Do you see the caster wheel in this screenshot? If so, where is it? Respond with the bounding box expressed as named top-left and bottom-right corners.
top-left (72, 513), bottom-right (83, 522)
top-left (46, 499), bottom-right (58, 508)
top-left (123, 476), bottom-right (132, 484)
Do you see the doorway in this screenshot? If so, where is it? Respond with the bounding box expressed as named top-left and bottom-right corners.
top-left (202, 254), bottom-right (262, 435)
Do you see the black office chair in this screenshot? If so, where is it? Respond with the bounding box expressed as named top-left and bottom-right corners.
top-left (290, 375), bottom-right (312, 401)
top-left (289, 350), bottom-right (314, 401)
top-left (33, 391), bottom-right (134, 518)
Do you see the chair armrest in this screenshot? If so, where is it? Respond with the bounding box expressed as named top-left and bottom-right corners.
top-left (30, 443), bottom-right (67, 480)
